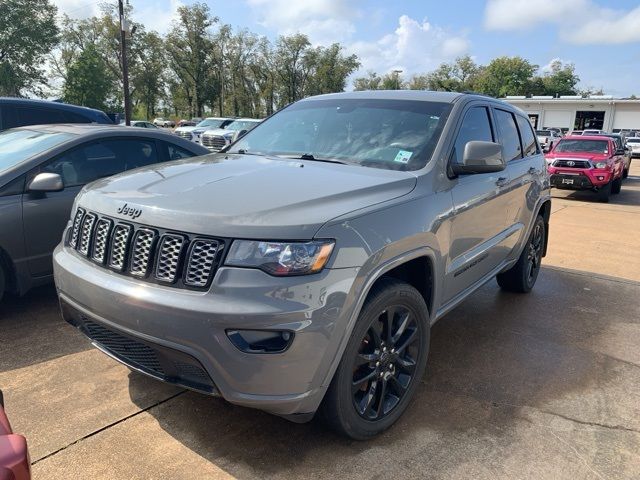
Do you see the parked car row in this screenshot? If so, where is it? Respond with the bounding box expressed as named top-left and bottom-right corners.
top-left (173, 117), bottom-right (262, 151)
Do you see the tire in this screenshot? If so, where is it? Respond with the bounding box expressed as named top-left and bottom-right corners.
top-left (497, 215), bottom-right (545, 293)
top-left (623, 168), bottom-right (629, 179)
top-left (321, 278), bottom-right (430, 440)
top-left (597, 181), bottom-right (611, 203)
top-left (612, 176), bottom-right (622, 194)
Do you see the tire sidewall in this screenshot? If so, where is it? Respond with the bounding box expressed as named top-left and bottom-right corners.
top-left (328, 281), bottom-right (430, 439)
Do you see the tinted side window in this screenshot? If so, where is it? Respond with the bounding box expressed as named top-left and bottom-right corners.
top-left (42, 138), bottom-right (159, 187)
top-left (494, 109), bottom-right (522, 161)
top-left (452, 106), bottom-right (494, 165)
top-left (516, 115), bottom-right (538, 157)
top-left (165, 142), bottom-right (197, 161)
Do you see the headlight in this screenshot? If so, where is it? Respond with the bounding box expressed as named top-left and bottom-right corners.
top-left (225, 240), bottom-right (335, 276)
top-left (594, 162), bottom-right (608, 169)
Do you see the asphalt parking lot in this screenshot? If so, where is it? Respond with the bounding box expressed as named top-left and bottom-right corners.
top-left (1, 163), bottom-right (639, 480)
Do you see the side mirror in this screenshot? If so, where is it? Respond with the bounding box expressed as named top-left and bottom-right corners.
top-left (28, 172), bottom-right (64, 192)
top-left (452, 141), bottom-right (506, 175)
top-left (615, 148), bottom-right (625, 156)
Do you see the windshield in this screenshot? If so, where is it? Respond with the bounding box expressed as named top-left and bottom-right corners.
top-left (626, 138), bottom-right (640, 143)
top-left (0, 129), bottom-right (75, 174)
top-left (229, 99), bottom-right (452, 170)
top-left (196, 118), bottom-right (225, 128)
top-left (226, 120), bottom-right (259, 131)
top-left (554, 139), bottom-right (609, 154)
top-left (536, 130), bottom-right (551, 135)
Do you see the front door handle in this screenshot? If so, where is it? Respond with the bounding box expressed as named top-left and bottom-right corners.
top-left (496, 177), bottom-right (509, 187)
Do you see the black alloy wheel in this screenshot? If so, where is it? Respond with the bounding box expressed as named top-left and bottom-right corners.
top-left (351, 305), bottom-right (421, 420)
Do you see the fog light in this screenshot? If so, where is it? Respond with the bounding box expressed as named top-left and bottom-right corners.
top-left (226, 329), bottom-right (293, 353)
top-left (598, 176), bottom-right (604, 180)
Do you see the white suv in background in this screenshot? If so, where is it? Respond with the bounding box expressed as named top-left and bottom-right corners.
top-left (626, 137), bottom-right (640, 158)
top-left (201, 118), bottom-right (262, 151)
top-left (173, 117), bottom-right (234, 144)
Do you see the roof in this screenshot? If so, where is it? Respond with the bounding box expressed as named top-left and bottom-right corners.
top-left (0, 97), bottom-right (107, 115)
top-left (305, 90), bottom-right (466, 103)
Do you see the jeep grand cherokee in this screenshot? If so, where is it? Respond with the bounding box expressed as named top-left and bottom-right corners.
top-left (53, 91), bottom-right (551, 439)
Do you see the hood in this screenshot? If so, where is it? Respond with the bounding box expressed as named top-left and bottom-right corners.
top-left (78, 154), bottom-right (417, 239)
top-left (203, 128), bottom-right (233, 137)
top-left (174, 126), bottom-right (198, 133)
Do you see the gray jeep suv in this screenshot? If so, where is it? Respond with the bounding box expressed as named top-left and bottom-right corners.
top-left (53, 91), bottom-right (551, 439)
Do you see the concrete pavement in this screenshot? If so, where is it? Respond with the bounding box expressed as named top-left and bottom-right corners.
top-left (1, 162), bottom-right (639, 479)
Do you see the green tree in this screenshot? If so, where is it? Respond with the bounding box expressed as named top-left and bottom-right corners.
top-left (274, 33), bottom-right (312, 105)
top-left (304, 43), bottom-right (360, 96)
top-left (353, 72), bottom-right (382, 91)
top-left (131, 31), bottom-right (167, 119)
top-left (540, 60), bottom-right (580, 96)
top-left (475, 56), bottom-right (538, 97)
top-left (424, 55), bottom-right (481, 92)
top-left (62, 43), bottom-right (111, 110)
top-left (166, 3), bottom-right (218, 117)
top-left (0, 0), bottom-right (59, 96)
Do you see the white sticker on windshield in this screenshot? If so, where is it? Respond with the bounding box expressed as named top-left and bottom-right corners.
top-left (394, 150), bottom-right (413, 164)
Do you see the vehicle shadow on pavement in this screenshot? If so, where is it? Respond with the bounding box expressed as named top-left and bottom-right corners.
top-left (128, 266), bottom-right (640, 479)
top-left (0, 285), bottom-right (91, 373)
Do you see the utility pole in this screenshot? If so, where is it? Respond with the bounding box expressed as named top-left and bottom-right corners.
top-left (392, 69), bottom-right (403, 90)
top-left (119, 0), bottom-right (132, 125)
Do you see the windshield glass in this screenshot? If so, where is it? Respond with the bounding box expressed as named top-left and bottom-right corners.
top-left (0, 129), bottom-right (75, 174)
top-left (536, 130), bottom-right (551, 135)
top-left (229, 99), bottom-right (452, 170)
top-left (555, 139), bottom-right (609, 154)
top-left (196, 119), bottom-right (224, 128)
top-left (626, 138), bottom-right (640, 143)
top-left (226, 120), bottom-right (259, 131)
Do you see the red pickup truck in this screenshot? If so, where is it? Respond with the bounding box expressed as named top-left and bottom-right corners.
top-left (546, 135), bottom-right (625, 202)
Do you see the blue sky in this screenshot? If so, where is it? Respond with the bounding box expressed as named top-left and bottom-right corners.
top-left (54, 0), bottom-right (640, 96)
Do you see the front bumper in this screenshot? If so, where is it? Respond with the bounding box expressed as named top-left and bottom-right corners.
top-left (53, 244), bottom-right (358, 417)
top-left (549, 170), bottom-right (611, 189)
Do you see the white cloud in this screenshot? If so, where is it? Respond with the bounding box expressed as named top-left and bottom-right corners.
top-left (564, 6), bottom-right (640, 45)
top-left (51, 0), bottom-right (101, 18)
top-left (348, 15), bottom-right (469, 77)
top-left (484, 0), bottom-right (640, 44)
top-left (131, 0), bottom-right (183, 34)
top-left (247, 0), bottom-right (358, 44)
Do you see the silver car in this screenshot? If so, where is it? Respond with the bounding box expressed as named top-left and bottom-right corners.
top-left (53, 91), bottom-right (551, 439)
top-left (0, 124), bottom-right (208, 300)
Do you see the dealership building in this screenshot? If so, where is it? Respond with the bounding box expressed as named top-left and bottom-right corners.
top-left (502, 95), bottom-right (640, 133)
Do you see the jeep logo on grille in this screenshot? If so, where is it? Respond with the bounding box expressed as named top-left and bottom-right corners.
top-left (117, 203), bottom-right (142, 219)
top-left (567, 161), bottom-right (576, 166)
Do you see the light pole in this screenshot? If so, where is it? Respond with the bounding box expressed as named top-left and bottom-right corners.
top-left (392, 69), bottom-right (403, 90)
top-left (119, 0), bottom-right (132, 125)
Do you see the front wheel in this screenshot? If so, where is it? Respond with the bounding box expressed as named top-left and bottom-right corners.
top-left (497, 215), bottom-right (546, 293)
top-left (597, 181), bottom-right (611, 203)
top-left (321, 278), bottom-right (430, 439)
top-left (612, 176), bottom-right (622, 194)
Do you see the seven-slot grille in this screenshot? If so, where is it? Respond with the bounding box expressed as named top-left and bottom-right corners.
top-left (68, 209), bottom-right (222, 288)
top-left (553, 159), bottom-right (592, 169)
top-left (202, 134), bottom-right (227, 151)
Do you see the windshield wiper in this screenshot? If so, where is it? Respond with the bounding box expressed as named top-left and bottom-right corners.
top-left (280, 153), bottom-right (352, 165)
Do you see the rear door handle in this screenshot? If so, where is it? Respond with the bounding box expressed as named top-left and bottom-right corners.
top-left (496, 177), bottom-right (509, 187)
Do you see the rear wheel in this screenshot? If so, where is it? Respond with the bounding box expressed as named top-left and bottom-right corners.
top-left (623, 167), bottom-right (629, 179)
top-left (612, 176), bottom-right (622, 194)
top-left (321, 278), bottom-right (430, 439)
top-left (497, 215), bottom-right (545, 293)
top-left (597, 181), bottom-right (611, 203)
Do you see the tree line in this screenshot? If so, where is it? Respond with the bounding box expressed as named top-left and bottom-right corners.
top-left (0, 0), bottom-right (601, 121)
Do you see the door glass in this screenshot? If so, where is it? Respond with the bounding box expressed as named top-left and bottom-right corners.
top-left (495, 109), bottom-right (522, 161)
top-left (516, 115), bottom-right (539, 157)
top-left (452, 106), bottom-right (494, 166)
top-left (166, 142), bottom-right (196, 160)
top-left (42, 138), bottom-right (159, 187)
